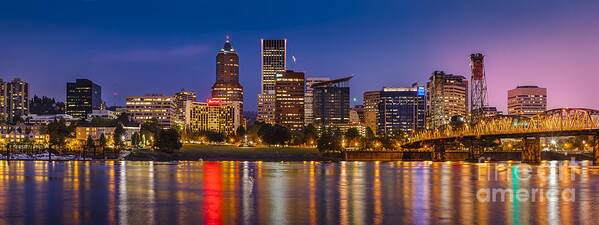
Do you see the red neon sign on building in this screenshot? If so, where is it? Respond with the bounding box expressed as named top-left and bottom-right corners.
top-left (207, 98), bottom-right (221, 106)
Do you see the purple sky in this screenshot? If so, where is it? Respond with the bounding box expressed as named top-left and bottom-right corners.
top-left (1, 0), bottom-right (598, 112)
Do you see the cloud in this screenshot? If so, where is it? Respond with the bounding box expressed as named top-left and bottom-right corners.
top-left (92, 44), bottom-right (210, 64)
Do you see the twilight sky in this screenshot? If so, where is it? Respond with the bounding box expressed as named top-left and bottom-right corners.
top-left (1, 0), bottom-right (598, 112)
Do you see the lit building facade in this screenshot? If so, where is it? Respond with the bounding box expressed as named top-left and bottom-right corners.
top-left (377, 87), bottom-right (426, 134)
top-left (349, 105), bottom-right (364, 124)
top-left (212, 38), bottom-right (244, 127)
top-left (257, 39), bottom-right (286, 124)
top-left (174, 89), bottom-right (197, 123)
top-left (508, 85), bottom-right (547, 117)
top-left (76, 126), bottom-right (115, 141)
top-left (0, 124), bottom-right (47, 145)
top-left (0, 78), bottom-right (29, 121)
top-left (313, 77), bottom-right (352, 125)
top-left (126, 94), bottom-right (175, 128)
top-left (426, 71), bottom-right (468, 128)
top-left (275, 70), bottom-right (305, 132)
top-left (305, 77), bottom-right (330, 125)
top-left (186, 100), bottom-right (235, 134)
top-left (363, 91), bottom-right (381, 133)
top-left (66, 79), bottom-right (102, 119)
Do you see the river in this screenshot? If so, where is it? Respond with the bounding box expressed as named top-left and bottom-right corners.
top-left (0, 160), bottom-right (597, 224)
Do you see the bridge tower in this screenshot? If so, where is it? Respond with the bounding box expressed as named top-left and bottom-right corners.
top-left (470, 53), bottom-right (487, 124)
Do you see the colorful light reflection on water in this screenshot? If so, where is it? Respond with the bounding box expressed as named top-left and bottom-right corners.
top-left (0, 160), bottom-right (598, 224)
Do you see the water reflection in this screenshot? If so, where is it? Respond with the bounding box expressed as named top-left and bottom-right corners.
top-left (0, 160), bottom-right (599, 224)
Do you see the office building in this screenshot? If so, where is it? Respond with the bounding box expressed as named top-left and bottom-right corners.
top-left (0, 78), bottom-right (29, 121)
top-left (257, 39), bottom-right (286, 124)
top-left (508, 85), bottom-right (547, 117)
top-left (275, 70), bottom-right (305, 132)
top-left (174, 89), bottom-right (197, 123)
top-left (313, 76), bottom-right (352, 125)
top-left (481, 106), bottom-right (502, 117)
top-left (126, 94), bottom-right (175, 128)
top-left (212, 38), bottom-right (244, 127)
top-left (363, 91), bottom-right (381, 133)
top-left (66, 79), bottom-right (102, 118)
top-left (349, 105), bottom-right (364, 124)
top-left (377, 86), bottom-right (426, 134)
top-left (186, 100), bottom-right (235, 134)
top-left (426, 71), bottom-right (468, 128)
top-left (305, 77), bottom-right (330, 125)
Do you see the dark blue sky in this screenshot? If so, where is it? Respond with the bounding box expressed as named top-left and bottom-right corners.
top-left (1, 0), bottom-right (598, 111)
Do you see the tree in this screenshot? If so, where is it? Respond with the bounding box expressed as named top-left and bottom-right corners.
top-left (86, 135), bottom-right (95, 149)
top-left (236, 126), bottom-right (246, 138)
top-left (131, 132), bottom-right (140, 148)
top-left (362, 127), bottom-right (376, 149)
top-left (304, 123), bottom-right (319, 145)
top-left (344, 128), bottom-right (361, 146)
top-left (113, 123), bottom-right (125, 148)
top-left (42, 118), bottom-right (70, 153)
top-left (86, 135), bottom-right (95, 157)
top-left (98, 134), bottom-right (107, 152)
top-left (155, 128), bottom-right (182, 153)
top-left (317, 126), bottom-right (342, 152)
top-left (258, 124), bottom-right (291, 145)
top-left (140, 120), bottom-right (161, 147)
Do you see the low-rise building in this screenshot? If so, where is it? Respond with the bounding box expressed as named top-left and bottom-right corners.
top-left (0, 124), bottom-right (47, 145)
top-left (126, 94), bottom-right (176, 128)
top-left (185, 100), bottom-right (236, 134)
top-left (25, 114), bottom-right (78, 126)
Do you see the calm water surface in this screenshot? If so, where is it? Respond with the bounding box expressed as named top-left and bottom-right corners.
top-left (1, 160), bottom-right (598, 225)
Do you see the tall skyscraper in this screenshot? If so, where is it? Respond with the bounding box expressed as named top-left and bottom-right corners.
top-left (508, 85), bottom-right (547, 117)
top-left (426, 71), bottom-right (468, 128)
top-left (363, 91), bottom-right (381, 133)
top-left (212, 38), bottom-right (243, 104)
top-left (0, 78), bottom-right (29, 121)
top-left (257, 39), bottom-right (286, 124)
top-left (66, 79), bottom-right (102, 118)
top-left (174, 89), bottom-right (197, 123)
top-left (313, 76), bottom-right (352, 125)
top-left (377, 86), bottom-right (426, 134)
top-left (126, 94), bottom-right (175, 128)
top-left (305, 77), bottom-right (330, 125)
top-left (275, 70), bottom-right (305, 132)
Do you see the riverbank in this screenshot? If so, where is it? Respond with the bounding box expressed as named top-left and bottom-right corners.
top-left (125, 144), bottom-right (325, 161)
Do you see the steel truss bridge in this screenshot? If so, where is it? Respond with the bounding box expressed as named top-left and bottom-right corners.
top-left (403, 108), bottom-right (599, 163)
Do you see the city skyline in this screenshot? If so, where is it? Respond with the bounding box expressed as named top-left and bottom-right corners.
top-left (1, 0), bottom-right (598, 113)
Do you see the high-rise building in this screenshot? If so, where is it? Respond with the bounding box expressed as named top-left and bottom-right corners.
top-left (363, 91), bottom-right (381, 133)
top-left (0, 78), bottom-right (29, 121)
top-left (212, 38), bottom-right (244, 128)
top-left (305, 77), bottom-right (330, 125)
top-left (174, 89), bottom-right (197, 123)
top-left (275, 70), bottom-right (305, 132)
top-left (426, 71), bottom-right (468, 128)
top-left (185, 100), bottom-right (235, 134)
top-left (257, 39), bottom-right (286, 124)
top-left (66, 79), bottom-right (102, 118)
top-left (313, 76), bottom-right (352, 125)
top-left (508, 85), bottom-right (547, 117)
top-left (212, 38), bottom-right (244, 108)
top-left (125, 94), bottom-right (175, 128)
top-left (377, 86), bottom-right (426, 134)
top-left (349, 105), bottom-right (365, 124)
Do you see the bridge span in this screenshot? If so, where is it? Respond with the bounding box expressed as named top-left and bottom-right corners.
top-left (402, 108), bottom-right (599, 163)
